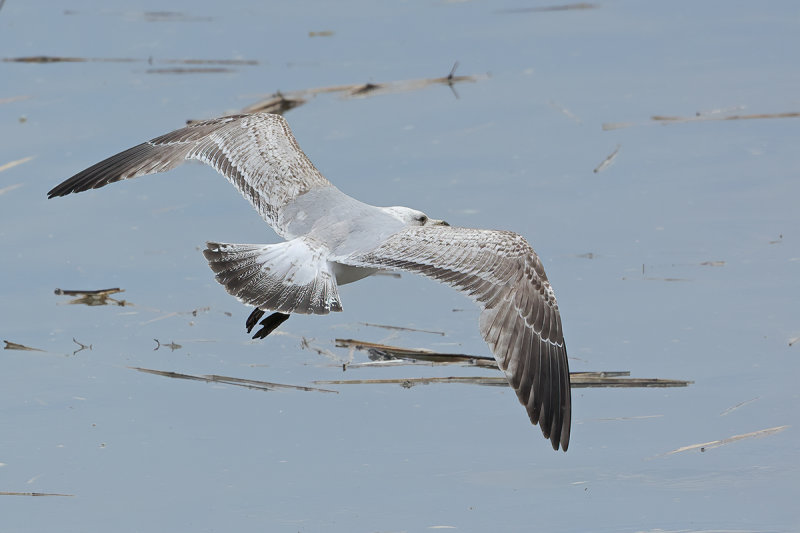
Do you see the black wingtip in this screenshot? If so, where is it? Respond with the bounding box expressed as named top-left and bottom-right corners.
top-left (47, 183), bottom-right (69, 199)
top-left (47, 173), bottom-right (96, 198)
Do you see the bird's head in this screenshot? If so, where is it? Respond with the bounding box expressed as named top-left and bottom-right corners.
top-left (382, 206), bottom-right (449, 227)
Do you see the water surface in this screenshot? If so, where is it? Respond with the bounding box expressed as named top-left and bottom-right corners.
top-left (1, 1), bottom-right (798, 531)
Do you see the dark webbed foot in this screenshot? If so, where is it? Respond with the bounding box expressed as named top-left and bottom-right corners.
top-left (252, 312), bottom-right (290, 339)
top-left (246, 308), bottom-right (266, 333)
top-left (245, 308), bottom-right (290, 339)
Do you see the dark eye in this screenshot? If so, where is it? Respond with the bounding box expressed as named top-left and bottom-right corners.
top-left (418, 215), bottom-right (428, 224)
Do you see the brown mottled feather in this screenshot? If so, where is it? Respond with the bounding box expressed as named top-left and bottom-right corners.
top-left (48, 113), bottom-right (331, 237)
top-left (343, 226), bottom-right (571, 451)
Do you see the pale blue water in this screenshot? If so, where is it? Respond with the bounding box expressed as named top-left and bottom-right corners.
top-left (1, 1), bottom-right (798, 531)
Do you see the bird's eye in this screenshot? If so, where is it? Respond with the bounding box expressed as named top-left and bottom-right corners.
top-left (418, 215), bottom-right (428, 224)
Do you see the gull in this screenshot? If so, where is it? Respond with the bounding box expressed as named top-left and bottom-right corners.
top-left (48, 112), bottom-right (572, 451)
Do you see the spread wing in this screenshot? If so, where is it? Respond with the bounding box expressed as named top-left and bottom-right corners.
top-left (341, 226), bottom-right (571, 451)
top-left (47, 112), bottom-right (332, 236)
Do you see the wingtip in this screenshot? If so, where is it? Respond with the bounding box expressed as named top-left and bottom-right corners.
top-left (47, 176), bottom-right (93, 199)
top-left (46, 184), bottom-right (67, 199)
top-left (549, 429), bottom-right (570, 452)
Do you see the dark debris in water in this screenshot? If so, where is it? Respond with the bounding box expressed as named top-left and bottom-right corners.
top-left (652, 111), bottom-right (800, 124)
top-left (3, 340), bottom-right (45, 352)
top-left (496, 3), bottom-right (599, 14)
top-left (146, 67), bottom-right (236, 75)
top-left (54, 287), bottom-right (128, 307)
top-left (593, 144), bottom-right (621, 174)
top-left (333, 339), bottom-right (692, 388)
top-left (3, 56), bottom-right (257, 75)
top-left (237, 91), bottom-right (307, 116)
top-left (0, 491), bottom-right (74, 497)
top-left (604, 110), bottom-right (800, 131)
top-left (129, 366), bottom-right (338, 394)
top-left (662, 425), bottom-right (788, 456)
top-left (153, 339), bottom-right (182, 352)
top-left (138, 11), bottom-right (215, 23)
top-left (159, 58), bottom-right (258, 66)
top-left (63, 9), bottom-right (214, 23)
top-left (72, 337), bottom-right (92, 355)
top-left (336, 338), bottom-right (496, 368)
top-left (239, 63), bottom-right (488, 116)
top-left (315, 373), bottom-right (693, 389)
top-left (359, 322), bottom-right (446, 336)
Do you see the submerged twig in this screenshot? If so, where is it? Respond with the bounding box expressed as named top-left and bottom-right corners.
top-left (662, 425), bottom-right (789, 455)
top-left (592, 414), bottom-right (664, 422)
top-left (652, 111), bottom-right (800, 124)
top-left (593, 145), bottom-right (620, 174)
top-left (720, 397), bottom-right (759, 416)
top-left (129, 366), bottom-right (338, 393)
top-left (0, 183), bottom-right (23, 195)
top-left (548, 100), bottom-right (581, 123)
top-left (0, 156), bottom-right (34, 173)
top-left (336, 338), bottom-right (496, 367)
top-left (496, 3), bottom-right (598, 14)
top-left (54, 287), bottom-right (128, 306)
top-left (316, 376), bottom-right (508, 387)
top-left (239, 90), bottom-right (306, 115)
top-left (300, 337), bottom-right (340, 361)
top-left (358, 323), bottom-right (446, 336)
top-left (315, 372), bottom-right (692, 389)
top-left (146, 67), bottom-right (235, 74)
top-left (3, 55), bottom-right (255, 66)
top-left (72, 337), bottom-right (92, 355)
top-left (604, 110), bottom-right (800, 131)
top-left (0, 491), bottom-right (74, 497)
top-left (153, 339), bottom-right (182, 351)
top-left (335, 339), bottom-right (692, 387)
top-left (0, 95), bottom-right (32, 105)
top-left (240, 65), bottom-right (488, 116)
top-left (3, 340), bottom-right (45, 352)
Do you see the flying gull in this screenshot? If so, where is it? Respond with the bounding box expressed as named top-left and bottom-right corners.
top-left (48, 112), bottom-right (572, 451)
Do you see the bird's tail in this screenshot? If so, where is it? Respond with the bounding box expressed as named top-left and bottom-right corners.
top-left (203, 238), bottom-right (342, 315)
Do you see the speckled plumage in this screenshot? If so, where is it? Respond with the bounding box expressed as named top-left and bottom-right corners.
top-left (49, 112), bottom-right (571, 451)
top-left (47, 113), bottom-right (330, 236)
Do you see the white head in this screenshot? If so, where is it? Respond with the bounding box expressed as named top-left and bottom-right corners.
top-left (382, 206), bottom-right (449, 227)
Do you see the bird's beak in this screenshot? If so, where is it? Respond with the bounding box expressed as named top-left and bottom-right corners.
top-left (430, 219), bottom-right (449, 226)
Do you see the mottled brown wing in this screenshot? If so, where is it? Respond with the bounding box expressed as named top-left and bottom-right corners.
top-left (47, 113), bottom-right (332, 235)
top-left (342, 225), bottom-right (571, 451)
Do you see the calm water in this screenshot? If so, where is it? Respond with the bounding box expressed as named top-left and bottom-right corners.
top-left (1, 1), bottom-right (798, 531)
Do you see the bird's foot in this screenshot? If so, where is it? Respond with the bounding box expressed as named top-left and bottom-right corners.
top-left (246, 308), bottom-right (290, 339)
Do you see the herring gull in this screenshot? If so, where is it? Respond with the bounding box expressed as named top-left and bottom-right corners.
top-left (48, 112), bottom-right (572, 451)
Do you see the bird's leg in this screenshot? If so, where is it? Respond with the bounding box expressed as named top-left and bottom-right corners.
top-left (246, 308), bottom-right (291, 339)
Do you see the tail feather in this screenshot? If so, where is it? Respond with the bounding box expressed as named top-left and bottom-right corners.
top-left (203, 239), bottom-right (343, 315)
